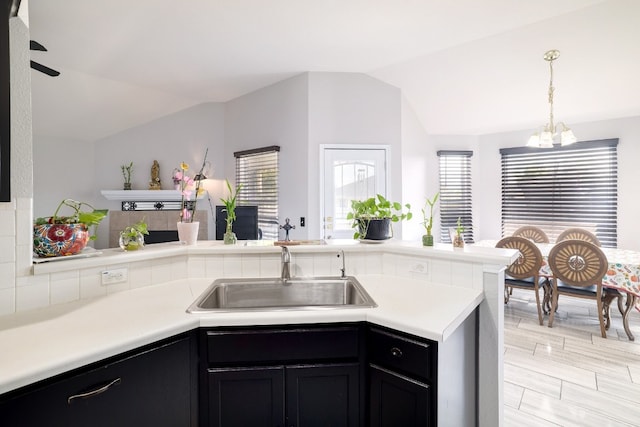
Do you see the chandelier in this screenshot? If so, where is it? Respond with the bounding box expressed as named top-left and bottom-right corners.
top-left (527, 49), bottom-right (577, 148)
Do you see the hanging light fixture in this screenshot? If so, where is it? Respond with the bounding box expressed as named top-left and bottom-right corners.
top-left (527, 49), bottom-right (577, 148)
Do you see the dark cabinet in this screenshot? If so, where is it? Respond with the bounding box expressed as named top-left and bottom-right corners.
top-left (201, 324), bottom-right (364, 427)
top-left (367, 326), bottom-right (437, 427)
top-left (0, 333), bottom-right (196, 427)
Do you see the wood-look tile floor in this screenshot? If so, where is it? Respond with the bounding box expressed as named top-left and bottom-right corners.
top-left (504, 289), bottom-right (640, 427)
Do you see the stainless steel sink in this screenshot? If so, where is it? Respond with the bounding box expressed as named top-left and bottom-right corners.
top-left (187, 276), bottom-right (377, 313)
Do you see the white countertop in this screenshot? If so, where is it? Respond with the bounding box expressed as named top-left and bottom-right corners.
top-left (0, 274), bottom-right (483, 395)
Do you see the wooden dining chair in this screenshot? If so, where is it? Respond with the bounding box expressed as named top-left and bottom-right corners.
top-left (512, 226), bottom-right (549, 243)
top-left (547, 239), bottom-right (614, 337)
top-left (556, 227), bottom-right (601, 246)
top-left (496, 236), bottom-right (547, 325)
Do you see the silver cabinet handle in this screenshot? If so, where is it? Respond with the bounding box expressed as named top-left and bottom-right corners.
top-left (67, 378), bottom-right (122, 404)
top-left (390, 347), bottom-right (403, 358)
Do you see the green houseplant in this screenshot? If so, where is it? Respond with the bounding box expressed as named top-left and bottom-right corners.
top-left (420, 192), bottom-right (439, 246)
top-left (220, 179), bottom-right (243, 244)
top-left (453, 216), bottom-right (465, 248)
top-left (121, 161), bottom-right (133, 190)
top-left (33, 199), bottom-right (108, 257)
top-left (346, 194), bottom-right (412, 240)
top-left (118, 219), bottom-right (149, 251)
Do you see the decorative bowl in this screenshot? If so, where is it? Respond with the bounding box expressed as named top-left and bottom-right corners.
top-left (33, 223), bottom-right (90, 257)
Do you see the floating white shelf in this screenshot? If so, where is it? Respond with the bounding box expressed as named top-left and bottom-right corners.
top-left (101, 190), bottom-right (185, 201)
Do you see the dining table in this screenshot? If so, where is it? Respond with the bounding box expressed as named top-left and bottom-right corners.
top-left (474, 240), bottom-right (640, 341)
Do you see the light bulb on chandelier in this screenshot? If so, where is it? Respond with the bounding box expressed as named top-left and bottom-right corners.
top-left (527, 50), bottom-right (577, 148)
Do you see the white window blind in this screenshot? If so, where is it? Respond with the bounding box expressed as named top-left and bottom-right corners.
top-left (500, 139), bottom-right (618, 247)
top-left (438, 150), bottom-right (474, 244)
top-left (235, 146), bottom-right (280, 240)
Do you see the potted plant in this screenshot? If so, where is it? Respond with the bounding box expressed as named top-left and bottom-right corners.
top-left (420, 192), bottom-right (439, 246)
top-left (118, 219), bottom-right (149, 251)
top-left (33, 199), bottom-right (108, 257)
top-left (346, 194), bottom-right (412, 240)
top-left (453, 216), bottom-right (465, 248)
top-left (220, 179), bottom-right (242, 244)
top-left (121, 162), bottom-right (133, 190)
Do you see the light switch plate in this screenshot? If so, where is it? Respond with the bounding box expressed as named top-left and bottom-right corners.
top-left (102, 268), bottom-right (128, 285)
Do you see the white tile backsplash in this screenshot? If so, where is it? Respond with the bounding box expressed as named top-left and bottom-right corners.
top-left (16, 274), bottom-right (49, 311)
top-left (79, 267), bottom-right (107, 300)
top-left (0, 287), bottom-right (15, 315)
top-left (0, 236), bottom-right (15, 263)
top-left (3, 245), bottom-right (495, 316)
top-left (50, 270), bottom-right (80, 304)
top-left (0, 210), bottom-right (16, 236)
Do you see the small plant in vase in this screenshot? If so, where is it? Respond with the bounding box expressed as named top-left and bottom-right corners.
top-left (220, 179), bottom-right (242, 244)
top-left (33, 199), bottom-right (108, 257)
top-left (420, 192), bottom-right (439, 247)
top-left (121, 162), bottom-right (133, 190)
top-left (119, 219), bottom-right (149, 251)
top-left (453, 216), bottom-right (465, 248)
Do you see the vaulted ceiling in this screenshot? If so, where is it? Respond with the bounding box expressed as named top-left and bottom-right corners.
top-left (28, 0), bottom-right (640, 141)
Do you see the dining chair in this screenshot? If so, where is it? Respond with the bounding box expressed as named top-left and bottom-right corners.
top-left (496, 236), bottom-right (547, 325)
top-left (556, 227), bottom-right (601, 246)
top-left (512, 226), bottom-right (549, 243)
top-left (547, 239), bottom-right (615, 338)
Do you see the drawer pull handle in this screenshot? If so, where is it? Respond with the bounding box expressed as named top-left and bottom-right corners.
top-left (390, 347), bottom-right (403, 358)
top-left (67, 378), bottom-right (122, 404)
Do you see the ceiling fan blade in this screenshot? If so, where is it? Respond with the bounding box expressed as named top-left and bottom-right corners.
top-left (30, 40), bottom-right (47, 51)
top-left (30, 60), bottom-right (60, 77)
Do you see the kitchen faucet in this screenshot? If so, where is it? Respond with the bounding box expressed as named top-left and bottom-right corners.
top-left (337, 250), bottom-right (346, 278)
top-left (281, 246), bottom-right (291, 280)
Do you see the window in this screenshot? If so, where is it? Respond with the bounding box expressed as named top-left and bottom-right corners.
top-left (235, 146), bottom-right (280, 240)
top-left (438, 150), bottom-right (474, 244)
top-left (500, 139), bottom-right (618, 247)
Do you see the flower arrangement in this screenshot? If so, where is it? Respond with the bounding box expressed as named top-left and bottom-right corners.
top-left (174, 149), bottom-right (209, 223)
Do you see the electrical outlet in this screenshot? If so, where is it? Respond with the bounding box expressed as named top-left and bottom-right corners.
top-left (409, 262), bottom-right (428, 275)
top-left (102, 268), bottom-right (128, 285)
top-left (300, 217), bottom-right (305, 227)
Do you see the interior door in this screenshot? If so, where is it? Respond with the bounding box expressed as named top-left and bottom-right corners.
top-left (322, 147), bottom-right (387, 240)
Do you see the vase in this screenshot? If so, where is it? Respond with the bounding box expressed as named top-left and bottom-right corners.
top-left (33, 223), bottom-right (90, 257)
top-left (357, 218), bottom-right (392, 241)
top-left (453, 234), bottom-right (464, 249)
top-left (224, 231), bottom-right (237, 245)
top-left (177, 221), bottom-right (199, 245)
top-left (422, 234), bottom-right (434, 247)
top-left (119, 230), bottom-right (145, 251)
top-left (123, 182), bottom-right (132, 190)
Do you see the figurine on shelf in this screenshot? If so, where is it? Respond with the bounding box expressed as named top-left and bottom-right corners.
top-left (280, 218), bottom-right (296, 241)
top-left (149, 160), bottom-right (162, 190)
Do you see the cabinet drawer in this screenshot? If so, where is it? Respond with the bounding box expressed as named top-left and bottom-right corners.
top-left (205, 325), bottom-right (360, 365)
top-left (368, 327), bottom-right (434, 382)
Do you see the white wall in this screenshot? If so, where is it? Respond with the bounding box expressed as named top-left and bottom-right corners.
top-left (476, 115), bottom-right (640, 250)
top-left (224, 73), bottom-right (309, 240)
top-left (33, 136), bottom-right (96, 220)
top-left (400, 95), bottom-right (438, 241)
top-left (308, 72), bottom-right (402, 239)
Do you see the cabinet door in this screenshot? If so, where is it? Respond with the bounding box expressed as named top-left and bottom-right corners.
top-left (286, 363), bottom-right (360, 427)
top-left (207, 366), bottom-right (285, 427)
top-left (369, 364), bottom-right (431, 427)
top-left (0, 335), bottom-right (194, 427)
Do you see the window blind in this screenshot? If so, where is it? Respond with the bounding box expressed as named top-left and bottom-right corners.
top-left (235, 146), bottom-right (280, 240)
top-left (438, 150), bottom-right (474, 244)
top-left (500, 139), bottom-right (618, 247)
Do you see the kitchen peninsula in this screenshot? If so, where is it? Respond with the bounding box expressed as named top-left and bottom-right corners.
top-left (0, 241), bottom-right (517, 427)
